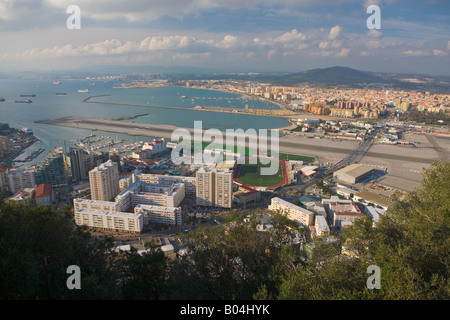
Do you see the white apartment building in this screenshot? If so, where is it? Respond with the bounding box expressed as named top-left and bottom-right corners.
top-left (142, 138), bottom-right (167, 155)
top-left (268, 197), bottom-right (314, 227)
top-left (74, 209), bottom-right (143, 233)
top-left (314, 215), bottom-right (330, 237)
top-left (6, 167), bottom-right (36, 194)
top-left (89, 160), bottom-right (120, 201)
top-left (134, 204), bottom-right (182, 226)
top-left (134, 173), bottom-right (196, 196)
top-left (74, 179), bottom-right (185, 231)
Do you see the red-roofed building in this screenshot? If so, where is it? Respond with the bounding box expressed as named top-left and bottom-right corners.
top-left (35, 183), bottom-right (53, 206)
top-left (322, 196), bottom-right (365, 230)
top-left (234, 184), bottom-right (261, 206)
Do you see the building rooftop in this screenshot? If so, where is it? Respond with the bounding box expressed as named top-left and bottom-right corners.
top-left (271, 197), bottom-right (314, 216)
top-left (334, 164), bottom-right (373, 178)
top-left (35, 183), bottom-right (52, 198)
top-left (356, 191), bottom-right (393, 207)
top-left (300, 165), bottom-right (319, 177)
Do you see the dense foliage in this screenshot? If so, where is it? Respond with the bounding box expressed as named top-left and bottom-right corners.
top-left (0, 162), bottom-right (448, 300)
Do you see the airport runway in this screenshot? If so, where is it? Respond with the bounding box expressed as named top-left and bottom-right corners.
top-left (35, 116), bottom-right (439, 165)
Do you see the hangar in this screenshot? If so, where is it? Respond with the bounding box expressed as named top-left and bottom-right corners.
top-left (333, 164), bottom-right (374, 185)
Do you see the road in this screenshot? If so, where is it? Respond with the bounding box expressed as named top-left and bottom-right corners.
top-left (294, 128), bottom-right (379, 193)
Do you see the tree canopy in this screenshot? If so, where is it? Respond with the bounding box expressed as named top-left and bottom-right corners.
top-left (0, 161), bottom-right (448, 300)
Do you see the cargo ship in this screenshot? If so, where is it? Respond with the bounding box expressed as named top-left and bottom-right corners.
top-left (15, 99), bottom-right (33, 103)
top-left (78, 89), bottom-right (90, 93)
top-left (20, 94), bottom-right (36, 97)
top-left (55, 93), bottom-right (67, 96)
top-left (53, 81), bottom-right (61, 84)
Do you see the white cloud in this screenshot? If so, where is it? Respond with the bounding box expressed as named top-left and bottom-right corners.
top-left (276, 29), bottom-right (307, 43)
top-left (432, 49), bottom-right (447, 56)
top-left (337, 48), bottom-right (350, 57)
top-left (329, 25), bottom-right (341, 40)
top-left (367, 29), bottom-right (382, 38)
top-left (267, 49), bottom-right (277, 59)
top-left (216, 35), bottom-right (240, 49)
top-left (402, 50), bottom-right (431, 56)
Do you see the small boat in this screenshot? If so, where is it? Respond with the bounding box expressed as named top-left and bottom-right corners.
top-left (0, 97), bottom-right (5, 102)
top-left (21, 128), bottom-right (33, 134)
top-left (78, 89), bottom-right (90, 93)
top-left (15, 99), bottom-right (32, 103)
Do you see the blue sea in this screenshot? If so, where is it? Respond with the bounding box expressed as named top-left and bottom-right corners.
top-left (0, 79), bottom-right (289, 166)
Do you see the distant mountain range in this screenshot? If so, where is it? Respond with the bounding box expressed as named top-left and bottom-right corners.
top-left (3, 65), bottom-right (449, 92)
top-left (258, 66), bottom-right (450, 92)
top-left (267, 66), bottom-right (386, 86)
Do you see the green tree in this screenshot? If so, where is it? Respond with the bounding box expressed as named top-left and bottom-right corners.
top-left (117, 247), bottom-right (168, 300)
top-left (0, 202), bottom-right (121, 299)
top-left (278, 161), bottom-right (450, 300)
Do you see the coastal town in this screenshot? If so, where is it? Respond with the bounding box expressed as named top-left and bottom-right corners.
top-left (1, 75), bottom-right (449, 259)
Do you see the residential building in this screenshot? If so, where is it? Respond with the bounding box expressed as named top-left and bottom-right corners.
top-left (322, 196), bottom-right (365, 230)
top-left (35, 147), bottom-right (67, 188)
top-left (314, 215), bottom-right (330, 237)
top-left (196, 167), bottom-right (233, 208)
top-left (268, 197), bottom-right (314, 227)
top-left (35, 183), bottom-right (53, 206)
top-left (6, 167), bottom-right (36, 194)
top-left (134, 204), bottom-right (182, 226)
top-left (89, 160), bottom-right (120, 201)
top-left (4, 188), bottom-right (35, 204)
top-left (0, 135), bottom-right (10, 157)
top-left (68, 147), bottom-right (90, 182)
top-left (134, 173), bottom-right (196, 196)
top-left (74, 209), bottom-right (143, 233)
top-left (74, 179), bottom-right (185, 231)
top-left (0, 166), bottom-right (8, 192)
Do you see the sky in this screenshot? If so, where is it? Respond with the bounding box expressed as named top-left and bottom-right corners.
top-left (0, 0), bottom-right (449, 75)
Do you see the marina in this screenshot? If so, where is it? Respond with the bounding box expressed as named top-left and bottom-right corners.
top-left (75, 134), bottom-right (143, 154)
top-left (13, 148), bottom-right (46, 163)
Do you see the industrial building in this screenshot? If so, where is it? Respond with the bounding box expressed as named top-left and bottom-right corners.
top-left (333, 164), bottom-right (374, 185)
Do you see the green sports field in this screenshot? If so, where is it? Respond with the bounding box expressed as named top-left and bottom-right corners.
top-left (237, 158), bottom-right (284, 187)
